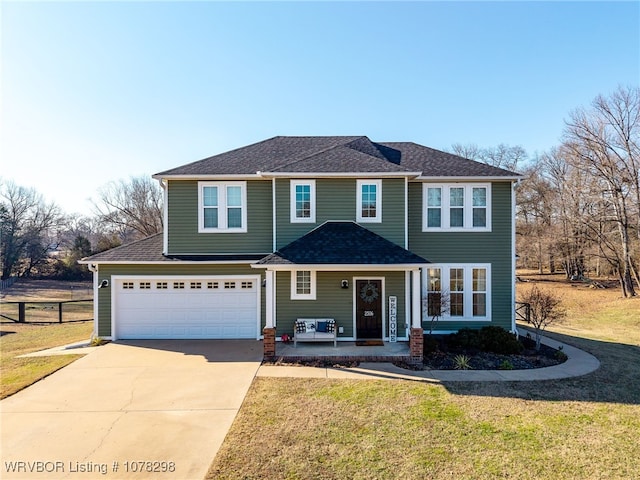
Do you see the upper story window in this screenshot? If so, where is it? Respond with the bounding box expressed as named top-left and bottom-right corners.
top-left (290, 180), bottom-right (316, 223)
top-left (198, 181), bottom-right (247, 233)
top-left (357, 179), bottom-right (382, 223)
top-left (423, 183), bottom-right (490, 232)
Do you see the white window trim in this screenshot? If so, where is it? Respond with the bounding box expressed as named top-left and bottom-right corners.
top-left (357, 179), bottom-right (382, 223)
top-left (422, 264), bottom-right (491, 321)
top-left (422, 183), bottom-right (491, 232)
top-left (291, 270), bottom-right (317, 300)
top-left (290, 180), bottom-right (316, 223)
top-left (198, 181), bottom-right (247, 233)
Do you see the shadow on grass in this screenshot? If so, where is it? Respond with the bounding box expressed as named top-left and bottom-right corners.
top-left (443, 329), bottom-right (640, 405)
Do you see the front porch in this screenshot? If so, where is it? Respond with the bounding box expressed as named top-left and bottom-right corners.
top-left (271, 340), bottom-right (411, 363)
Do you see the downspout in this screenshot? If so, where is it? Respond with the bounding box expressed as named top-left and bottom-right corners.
top-left (272, 177), bottom-right (277, 252)
top-left (86, 263), bottom-right (99, 339)
top-left (511, 179), bottom-right (521, 334)
top-left (157, 178), bottom-right (168, 255)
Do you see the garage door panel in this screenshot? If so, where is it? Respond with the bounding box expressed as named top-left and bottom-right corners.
top-left (115, 276), bottom-right (259, 340)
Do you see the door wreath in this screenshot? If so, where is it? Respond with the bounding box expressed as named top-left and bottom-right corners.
top-left (360, 282), bottom-right (379, 303)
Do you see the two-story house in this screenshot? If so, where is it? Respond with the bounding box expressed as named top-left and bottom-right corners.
top-left (81, 136), bottom-right (521, 362)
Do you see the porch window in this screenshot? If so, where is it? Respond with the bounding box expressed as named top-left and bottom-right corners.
top-left (425, 268), bottom-right (442, 317)
top-left (291, 270), bottom-right (316, 300)
top-left (449, 268), bottom-right (464, 316)
top-left (422, 264), bottom-right (491, 321)
top-left (290, 180), bottom-right (316, 223)
top-left (472, 268), bottom-right (487, 316)
top-left (198, 181), bottom-right (247, 233)
top-left (357, 180), bottom-right (382, 223)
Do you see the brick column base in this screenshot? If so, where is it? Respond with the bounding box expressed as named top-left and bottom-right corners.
top-left (263, 327), bottom-right (276, 360)
top-left (409, 327), bottom-right (424, 365)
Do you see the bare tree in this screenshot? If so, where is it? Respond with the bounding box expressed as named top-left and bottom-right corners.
top-left (451, 143), bottom-right (527, 172)
top-left (516, 157), bottom-right (556, 273)
top-left (563, 86), bottom-right (639, 297)
top-left (0, 180), bottom-right (64, 279)
top-left (92, 176), bottom-right (163, 242)
top-left (519, 285), bottom-right (566, 351)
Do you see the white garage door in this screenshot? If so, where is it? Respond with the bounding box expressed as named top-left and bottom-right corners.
top-left (113, 276), bottom-right (260, 340)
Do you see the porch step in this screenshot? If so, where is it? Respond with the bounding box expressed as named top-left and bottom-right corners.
top-left (273, 341), bottom-right (410, 363)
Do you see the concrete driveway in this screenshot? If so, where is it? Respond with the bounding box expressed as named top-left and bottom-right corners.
top-left (1, 340), bottom-right (263, 480)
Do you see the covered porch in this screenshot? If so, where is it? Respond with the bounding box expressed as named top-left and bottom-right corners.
top-left (252, 222), bottom-right (429, 363)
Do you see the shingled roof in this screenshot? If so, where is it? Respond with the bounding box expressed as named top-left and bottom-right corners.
top-left (154, 136), bottom-right (521, 178)
top-left (79, 234), bottom-right (265, 263)
top-left (254, 222), bottom-right (429, 266)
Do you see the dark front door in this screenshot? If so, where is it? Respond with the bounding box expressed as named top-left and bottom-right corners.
top-left (355, 279), bottom-right (383, 339)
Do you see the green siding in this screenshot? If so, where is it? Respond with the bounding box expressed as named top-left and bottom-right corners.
top-left (167, 180), bottom-right (272, 254)
top-left (95, 264), bottom-right (265, 338)
top-left (408, 181), bottom-right (514, 331)
top-left (274, 270), bottom-right (407, 339)
top-left (276, 178), bottom-right (406, 248)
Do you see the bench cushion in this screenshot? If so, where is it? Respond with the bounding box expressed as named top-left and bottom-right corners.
top-left (295, 332), bottom-right (315, 340)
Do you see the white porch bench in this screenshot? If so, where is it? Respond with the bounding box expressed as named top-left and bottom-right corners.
top-left (294, 318), bottom-right (337, 347)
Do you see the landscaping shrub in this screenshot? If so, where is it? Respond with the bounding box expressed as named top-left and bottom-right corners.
top-left (423, 336), bottom-right (440, 354)
top-left (446, 327), bottom-right (523, 354)
top-left (447, 328), bottom-right (481, 351)
top-left (478, 326), bottom-right (523, 354)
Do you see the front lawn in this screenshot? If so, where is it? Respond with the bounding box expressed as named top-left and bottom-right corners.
top-left (0, 322), bottom-right (94, 399)
top-left (208, 274), bottom-right (640, 479)
top-left (0, 280), bottom-right (94, 399)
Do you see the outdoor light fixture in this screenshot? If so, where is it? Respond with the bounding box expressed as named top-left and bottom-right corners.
top-left (341, 280), bottom-right (349, 289)
top-left (98, 279), bottom-right (109, 289)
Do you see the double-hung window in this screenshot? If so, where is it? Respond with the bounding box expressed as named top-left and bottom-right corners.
top-left (422, 184), bottom-right (490, 231)
top-left (290, 180), bottom-right (316, 223)
top-left (357, 179), bottom-right (382, 223)
top-left (198, 181), bottom-right (247, 233)
top-left (291, 270), bottom-right (316, 300)
top-left (423, 265), bottom-right (490, 321)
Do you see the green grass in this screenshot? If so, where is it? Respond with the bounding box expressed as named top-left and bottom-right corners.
top-left (0, 321), bottom-right (93, 399)
top-left (0, 280), bottom-right (94, 399)
top-left (208, 275), bottom-right (640, 480)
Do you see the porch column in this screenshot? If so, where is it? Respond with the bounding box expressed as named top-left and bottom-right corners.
top-left (409, 269), bottom-right (423, 364)
top-left (411, 269), bottom-right (422, 328)
top-left (263, 270), bottom-right (276, 360)
top-left (265, 270), bottom-right (275, 328)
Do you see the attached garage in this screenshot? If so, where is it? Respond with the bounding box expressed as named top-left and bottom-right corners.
top-left (112, 275), bottom-right (261, 340)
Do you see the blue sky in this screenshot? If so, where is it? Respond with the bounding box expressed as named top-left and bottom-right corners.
top-left (2, 1), bottom-right (638, 215)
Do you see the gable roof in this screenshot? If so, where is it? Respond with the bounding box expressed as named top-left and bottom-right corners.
top-left (154, 136), bottom-right (521, 179)
top-left (254, 221), bottom-right (429, 267)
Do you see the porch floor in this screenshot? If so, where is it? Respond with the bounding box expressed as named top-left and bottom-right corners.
top-left (273, 341), bottom-right (410, 363)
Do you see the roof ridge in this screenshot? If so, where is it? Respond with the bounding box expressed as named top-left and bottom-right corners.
top-left (266, 136), bottom-right (367, 172)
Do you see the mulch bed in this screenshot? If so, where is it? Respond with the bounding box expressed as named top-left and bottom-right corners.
top-left (419, 343), bottom-right (563, 370)
top-left (397, 334), bottom-right (567, 371)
